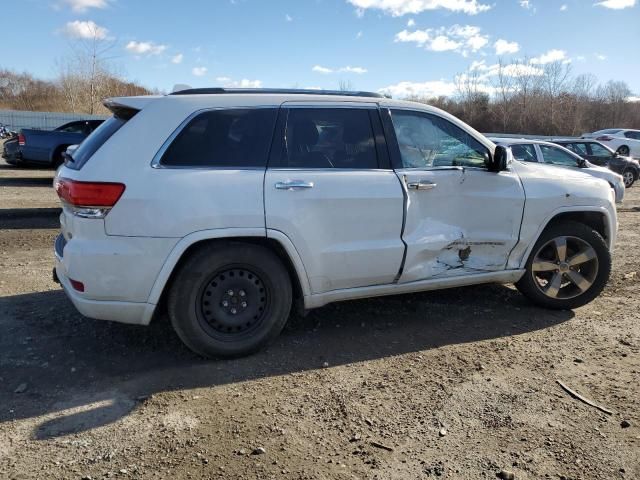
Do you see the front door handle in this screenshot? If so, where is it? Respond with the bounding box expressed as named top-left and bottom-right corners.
top-left (275, 180), bottom-right (314, 190)
top-left (407, 180), bottom-right (437, 190)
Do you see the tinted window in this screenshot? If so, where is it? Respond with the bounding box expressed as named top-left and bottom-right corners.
top-left (57, 121), bottom-right (86, 133)
top-left (561, 142), bottom-right (588, 156)
top-left (281, 108), bottom-right (377, 169)
top-left (391, 110), bottom-right (488, 169)
top-left (65, 116), bottom-right (127, 170)
top-left (539, 145), bottom-right (580, 167)
top-left (589, 143), bottom-right (613, 156)
top-left (161, 108), bottom-right (277, 167)
top-left (511, 144), bottom-right (537, 162)
top-left (624, 131), bottom-right (640, 140)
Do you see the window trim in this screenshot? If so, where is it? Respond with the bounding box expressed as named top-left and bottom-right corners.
top-left (267, 105), bottom-right (388, 171)
top-left (150, 105), bottom-right (279, 170)
top-left (383, 107), bottom-right (491, 171)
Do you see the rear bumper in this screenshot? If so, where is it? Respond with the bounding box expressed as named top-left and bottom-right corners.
top-left (54, 233), bottom-right (157, 326)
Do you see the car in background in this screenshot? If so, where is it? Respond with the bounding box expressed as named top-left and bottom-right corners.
top-left (490, 137), bottom-right (625, 203)
top-left (551, 138), bottom-right (639, 188)
top-left (3, 119), bottom-right (103, 167)
top-left (582, 129), bottom-right (640, 158)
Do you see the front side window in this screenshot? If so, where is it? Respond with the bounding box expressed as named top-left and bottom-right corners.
top-left (161, 108), bottom-right (277, 167)
top-left (282, 108), bottom-right (377, 169)
top-left (511, 144), bottom-right (537, 162)
top-left (589, 143), bottom-right (613, 157)
top-left (539, 145), bottom-right (580, 167)
top-left (390, 110), bottom-right (488, 169)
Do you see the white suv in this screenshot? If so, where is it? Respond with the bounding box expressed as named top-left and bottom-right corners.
top-left (53, 89), bottom-right (618, 358)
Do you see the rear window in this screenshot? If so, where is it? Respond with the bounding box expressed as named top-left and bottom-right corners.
top-left (65, 116), bottom-right (128, 170)
top-left (160, 108), bottom-right (277, 168)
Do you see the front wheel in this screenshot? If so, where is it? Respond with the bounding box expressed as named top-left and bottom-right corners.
top-left (516, 221), bottom-right (611, 310)
top-left (168, 243), bottom-right (292, 358)
top-left (622, 169), bottom-right (635, 188)
top-left (617, 145), bottom-right (630, 156)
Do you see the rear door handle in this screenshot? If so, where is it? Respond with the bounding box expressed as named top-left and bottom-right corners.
top-left (275, 180), bottom-right (314, 190)
top-left (406, 180), bottom-right (437, 190)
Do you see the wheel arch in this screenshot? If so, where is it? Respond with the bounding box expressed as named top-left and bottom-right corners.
top-left (513, 207), bottom-right (615, 270)
top-left (146, 229), bottom-right (311, 321)
top-left (50, 144), bottom-right (70, 165)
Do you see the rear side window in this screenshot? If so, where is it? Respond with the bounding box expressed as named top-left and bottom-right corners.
top-left (160, 108), bottom-right (277, 168)
top-left (562, 142), bottom-right (588, 156)
top-left (280, 108), bottom-right (378, 169)
top-left (65, 116), bottom-right (127, 170)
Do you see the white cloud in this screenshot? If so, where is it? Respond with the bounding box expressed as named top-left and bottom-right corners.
top-left (285, 14), bottom-right (293, 21)
top-left (530, 49), bottom-right (567, 64)
top-left (594, 0), bottom-right (635, 8)
top-left (312, 65), bottom-right (333, 74)
top-left (346, 0), bottom-right (491, 16)
top-left (171, 53), bottom-right (183, 64)
top-left (576, 55), bottom-right (586, 61)
top-left (61, 20), bottom-right (108, 40)
top-left (125, 41), bottom-right (167, 56)
top-left (356, 30), bottom-right (363, 38)
top-left (628, 96), bottom-right (640, 102)
top-left (560, 4), bottom-right (568, 10)
top-left (312, 65), bottom-right (367, 74)
top-left (494, 39), bottom-right (519, 55)
top-left (192, 66), bottom-right (208, 76)
top-left (595, 53), bottom-right (607, 60)
top-left (469, 59), bottom-right (544, 79)
top-left (61, 0), bottom-right (110, 12)
top-left (519, 0), bottom-right (532, 8)
top-left (378, 80), bottom-right (458, 98)
top-left (407, 18), bottom-right (415, 26)
top-left (395, 25), bottom-right (489, 56)
top-left (219, 78), bottom-right (263, 88)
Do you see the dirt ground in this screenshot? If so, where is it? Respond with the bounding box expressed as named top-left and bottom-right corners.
top-left (0, 151), bottom-right (638, 480)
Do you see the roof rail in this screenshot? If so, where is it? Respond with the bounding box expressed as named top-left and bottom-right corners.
top-left (169, 87), bottom-right (386, 98)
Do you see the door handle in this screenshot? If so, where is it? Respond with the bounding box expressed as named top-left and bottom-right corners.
top-left (275, 180), bottom-right (314, 190)
top-left (406, 180), bottom-right (437, 190)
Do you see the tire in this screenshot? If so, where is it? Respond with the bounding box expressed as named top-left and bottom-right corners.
top-left (515, 221), bottom-right (611, 310)
top-left (167, 242), bottom-right (292, 358)
top-left (52, 146), bottom-right (68, 169)
top-left (622, 169), bottom-right (635, 188)
top-left (617, 145), bottom-right (630, 156)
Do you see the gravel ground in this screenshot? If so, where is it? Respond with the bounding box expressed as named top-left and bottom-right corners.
top-left (1, 151), bottom-right (639, 480)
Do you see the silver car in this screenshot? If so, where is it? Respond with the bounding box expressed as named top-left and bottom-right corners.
top-left (490, 137), bottom-right (625, 203)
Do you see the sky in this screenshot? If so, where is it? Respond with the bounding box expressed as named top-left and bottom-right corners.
top-left (6, 0), bottom-right (640, 98)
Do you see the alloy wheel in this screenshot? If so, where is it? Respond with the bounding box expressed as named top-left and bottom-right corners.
top-left (531, 236), bottom-right (599, 300)
top-left (623, 170), bottom-right (634, 188)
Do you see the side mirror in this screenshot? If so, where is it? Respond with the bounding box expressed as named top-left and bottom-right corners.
top-left (487, 145), bottom-right (508, 172)
top-left (577, 158), bottom-right (587, 168)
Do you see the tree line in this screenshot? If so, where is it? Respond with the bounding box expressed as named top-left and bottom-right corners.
top-left (409, 60), bottom-right (640, 135)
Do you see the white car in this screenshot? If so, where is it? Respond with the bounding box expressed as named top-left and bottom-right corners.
top-left (582, 129), bottom-right (640, 159)
top-left (53, 89), bottom-right (618, 358)
top-left (490, 137), bottom-right (625, 203)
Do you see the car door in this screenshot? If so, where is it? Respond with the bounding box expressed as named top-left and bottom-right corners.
top-left (587, 142), bottom-right (616, 169)
top-left (264, 103), bottom-right (405, 294)
top-left (383, 108), bottom-right (525, 283)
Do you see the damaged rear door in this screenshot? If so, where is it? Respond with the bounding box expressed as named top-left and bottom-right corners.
top-left (383, 108), bottom-right (525, 282)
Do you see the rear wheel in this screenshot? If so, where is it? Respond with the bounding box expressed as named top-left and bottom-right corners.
top-left (168, 243), bottom-right (292, 358)
top-left (52, 146), bottom-right (68, 169)
top-left (617, 145), bottom-right (630, 156)
top-left (516, 221), bottom-right (611, 310)
top-left (622, 169), bottom-right (635, 188)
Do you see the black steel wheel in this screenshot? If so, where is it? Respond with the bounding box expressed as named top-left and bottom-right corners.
top-left (168, 243), bottom-right (292, 358)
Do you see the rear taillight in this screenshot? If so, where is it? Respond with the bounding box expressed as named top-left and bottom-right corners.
top-left (54, 177), bottom-right (125, 218)
top-left (596, 135), bottom-right (612, 141)
top-left (18, 133), bottom-right (25, 146)
top-left (69, 278), bottom-right (85, 292)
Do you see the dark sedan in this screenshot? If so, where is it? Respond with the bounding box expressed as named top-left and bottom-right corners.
top-left (552, 138), bottom-right (639, 188)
